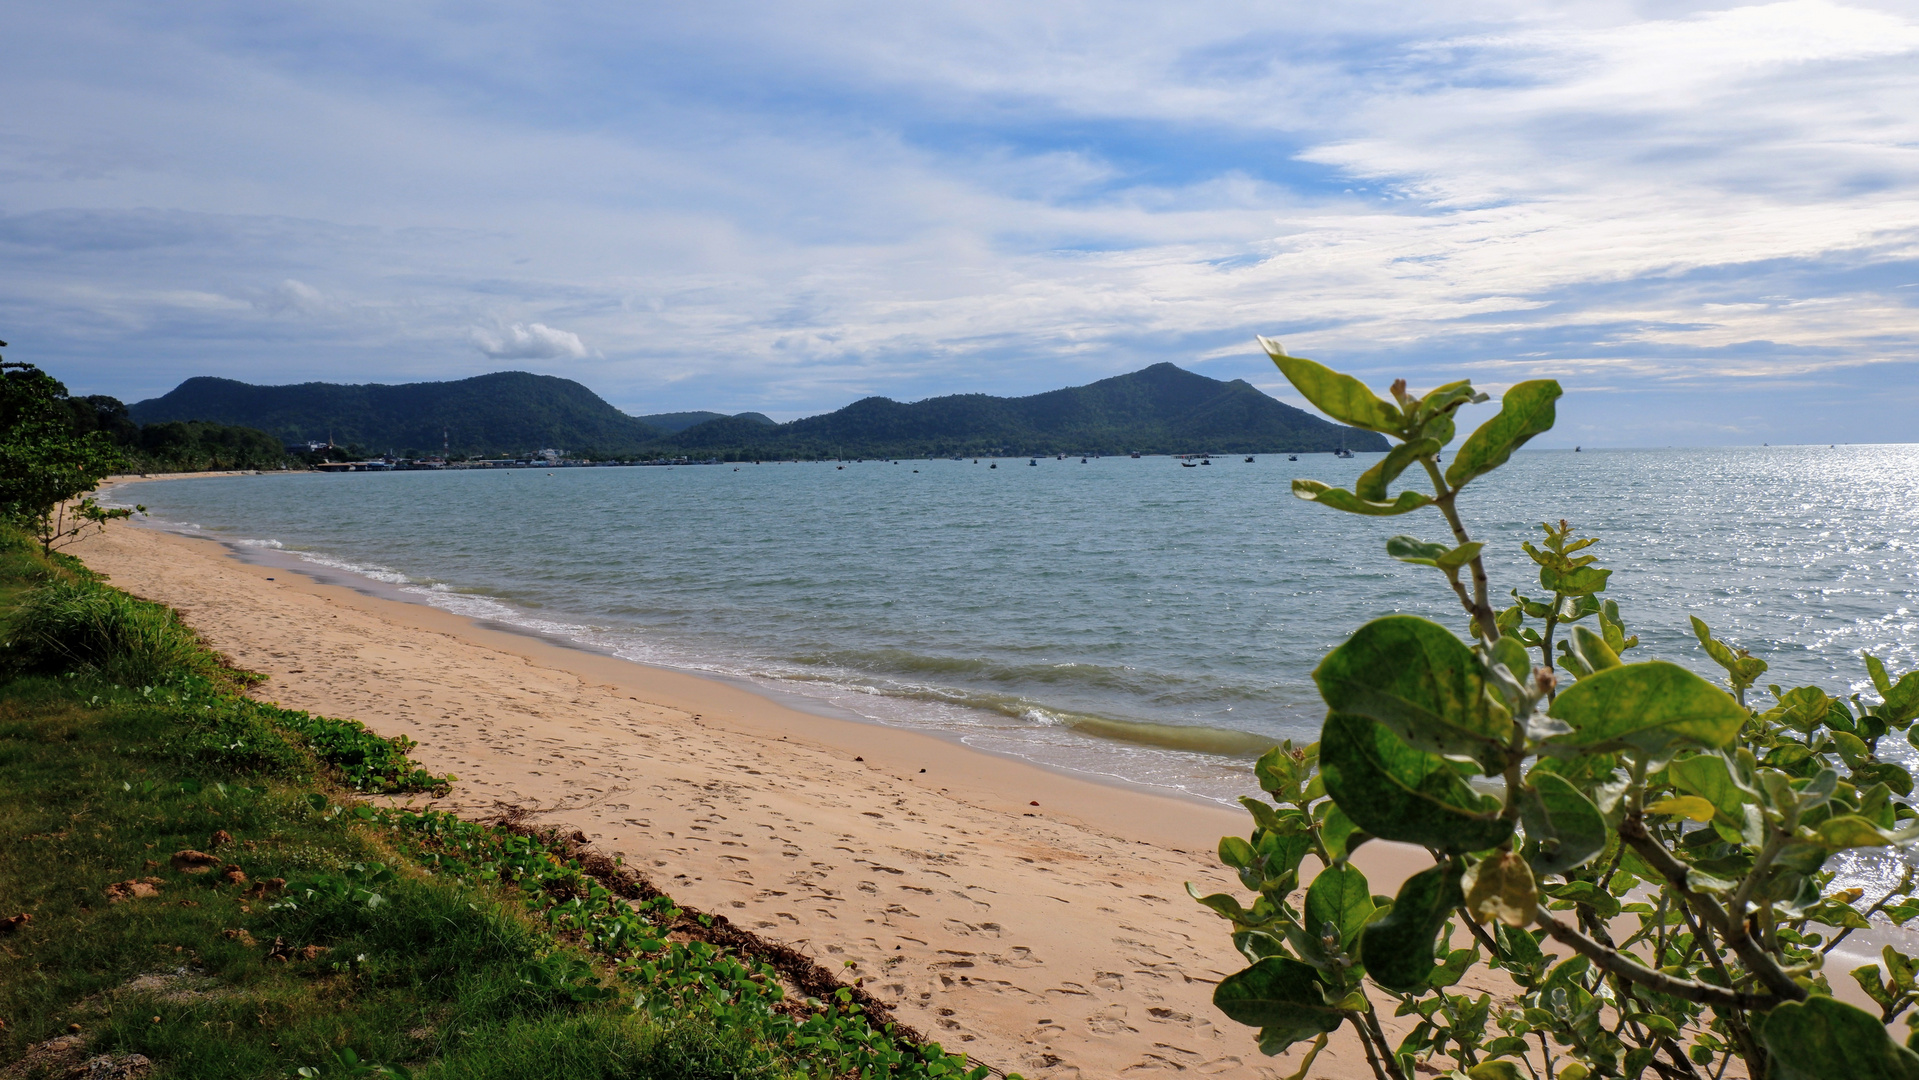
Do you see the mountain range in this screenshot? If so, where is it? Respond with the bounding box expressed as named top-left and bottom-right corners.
top-left (129, 364), bottom-right (1387, 459)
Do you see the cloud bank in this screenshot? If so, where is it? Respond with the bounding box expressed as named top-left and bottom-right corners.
top-left (472, 322), bottom-right (588, 360)
top-left (0, 0), bottom-right (1914, 443)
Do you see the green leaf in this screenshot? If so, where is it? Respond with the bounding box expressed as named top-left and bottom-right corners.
top-left (1691, 616), bottom-right (1768, 688)
top-left (1355, 438), bottom-right (1441, 502)
top-left (1430, 946), bottom-right (1478, 989)
top-left (1818, 815), bottom-right (1891, 851)
top-left (1411, 380), bottom-right (1486, 445)
top-left (1668, 752), bottom-right (1751, 820)
top-left (1212, 956), bottom-right (1347, 1048)
top-left (1646, 795), bottom-right (1716, 822)
top-left (1465, 1063), bottom-right (1523, 1080)
top-left (1763, 685), bottom-right (1834, 735)
top-left (1292, 479), bottom-right (1432, 517)
top-left (1443, 380), bottom-right (1562, 489)
top-left (1314, 616), bottom-right (1510, 763)
top-left (1219, 836), bottom-right (1257, 870)
top-left (1254, 745), bottom-right (1300, 795)
top-left (1261, 341), bottom-right (1403, 435)
top-left (1540, 564), bottom-right (1611, 596)
top-left (1320, 713), bottom-right (1512, 854)
top-left (1318, 803), bottom-right (1366, 862)
top-left (1489, 635), bottom-right (1531, 686)
top-left (1305, 863), bottom-right (1374, 954)
top-left (1757, 995), bottom-right (1919, 1080)
top-left (1885, 668), bottom-right (1919, 724)
top-left (1233, 930), bottom-right (1289, 965)
top-left (1833, 730), bottom-right (1871, 771)
top-left (1359, 864), bottom-right (1463, 992)
top-left (1520, 773), bottom-right (1607, 876)
top-left (1867, 653), bottom-right (1895, 699)
top-left (1566, 625), bottom-right (1621, 672)
top-left (1386, 535), bottom-right (1484, 571)
top-left (1188, 883), bottom-right (1259, 925)
top-left (1256, 823), bottom-right (1315, 884)
top-left (1544, 662), bottom-right (1748, 755)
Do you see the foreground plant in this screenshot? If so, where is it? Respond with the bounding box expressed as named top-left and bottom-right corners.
top-left (0, 351), bottom-right (139, 554)
top-left (1194, 339), bottom-right (1919, 1080)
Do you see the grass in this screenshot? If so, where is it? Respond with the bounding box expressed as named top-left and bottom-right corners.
top-left (0, 676), bottom-right (787, 1079)
top-left (0, 529), bottom-right (1003, 1080)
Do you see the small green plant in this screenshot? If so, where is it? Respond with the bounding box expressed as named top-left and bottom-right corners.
top-left (3, 579), bottom-right (219, 685)
top-left (1195, 339), bottom-right (1919, 1080)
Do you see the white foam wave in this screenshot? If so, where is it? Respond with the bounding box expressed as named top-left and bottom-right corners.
top-left (287, 550), bottom-right (413, 585)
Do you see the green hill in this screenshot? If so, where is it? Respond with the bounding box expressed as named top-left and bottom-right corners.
top-left (128, 364), bottom-right (1384, 461)
top-left (636, 410), bottom-right (777, 433)
top-left (129, 372), bottom-right (664, 457)
top-left (657, 363), bottom-right (1386, 458)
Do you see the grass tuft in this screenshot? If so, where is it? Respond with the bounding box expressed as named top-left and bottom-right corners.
top-left (3, 579), bottom-right (219, 686)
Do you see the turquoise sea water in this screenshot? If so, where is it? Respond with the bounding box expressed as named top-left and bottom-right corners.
top-left (117, 447), bottom-right (1919, 805)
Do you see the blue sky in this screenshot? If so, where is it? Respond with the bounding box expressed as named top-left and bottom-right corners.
top-left (3, 1), bottom-right (1917, 445)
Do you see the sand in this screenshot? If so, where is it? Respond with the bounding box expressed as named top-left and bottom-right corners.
top-left (67, 500), bottom-right (1478, 1080)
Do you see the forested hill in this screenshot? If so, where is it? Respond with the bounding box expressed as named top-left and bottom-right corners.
top-left (130, 372), bottom-right (667, 457)
top-left (130, 363), bottom-right (1385, 460)
top-left (656, 363), bottom-right (1387, 458)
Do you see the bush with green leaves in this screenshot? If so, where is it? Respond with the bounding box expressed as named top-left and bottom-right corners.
top-left (1194, 339), bottom-right (1919, 1080)
top-left (0, 357), bottom-right (137, 553)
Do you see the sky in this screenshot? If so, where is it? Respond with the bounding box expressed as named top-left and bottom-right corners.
top-left (3, 1), bottom-right (1917, 445)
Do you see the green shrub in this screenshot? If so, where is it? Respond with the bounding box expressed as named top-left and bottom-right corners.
top-left (2, 578), bottom-right (218, 685)
top-left (1196, 340), bottom-right (1919, 1080)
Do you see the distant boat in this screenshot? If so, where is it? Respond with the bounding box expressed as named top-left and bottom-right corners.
top-left (990, 463), bottom-right (997, 468)
top-left (1333, 447), bottom-right (1354, 458)
top-left (1029, 458), bottom-right (1038, 466)
top-left (1288, 455), bottom-right (1297, 461)
top-left (1202, 459), bottom-right (1211, 465)
top-left (1244, 456), bottom-right (1254, 463)
top-left (1181, 460), bottom-right (1198, 468)
top-left (1080, 458), bottom-right (1088, 463)
top-left (1130, 451), bottom-right (1141, 459)
top-left (1575, 446), bottom-right (1581, 452)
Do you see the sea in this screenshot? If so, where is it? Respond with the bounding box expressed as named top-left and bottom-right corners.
top-left (113, 447), bottom-right (1919, 812)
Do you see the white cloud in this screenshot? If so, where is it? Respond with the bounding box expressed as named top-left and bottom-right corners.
top-left (1, 1), bottom-right (1917, 441)
top-left (471, 321), bottom-right (588, 360)
top-left (256, 278), bottom-right (330, 315)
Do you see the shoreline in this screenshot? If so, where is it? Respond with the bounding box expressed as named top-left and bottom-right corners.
top-left (100, 469), bottom-right (1264, 817)
top-left (69, 517), bottom-right (1454, 1078)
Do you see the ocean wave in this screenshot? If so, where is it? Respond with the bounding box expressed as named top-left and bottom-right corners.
top-left (782, 645), bottom-right (1279, 703)
top-left (282, 549), bottom-right (416, 586)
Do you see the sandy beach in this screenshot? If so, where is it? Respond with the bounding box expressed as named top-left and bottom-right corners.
top-left (69, 496), bottom-right (1484, 1080)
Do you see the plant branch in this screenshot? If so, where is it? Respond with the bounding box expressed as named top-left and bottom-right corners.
top-left (1618, 814), bottom-right (1806, 1003)
top-left (1360, 1004), bottom-right (1409, 1080)
top-left (1419, 459), bottom-right (1500, 641)
top-left (1531, 906), bottom-right (1776, 1010)
top-left (1822, 865), bottom-right (1913, 956)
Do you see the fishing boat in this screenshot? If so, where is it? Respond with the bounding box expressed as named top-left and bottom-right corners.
top-left (1244, 456), bottom-right (1254, 463)
top-left (1180, 460), bottom-right (1198, 468)
top-left (1333, 447), bottom-right (1354, 459)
